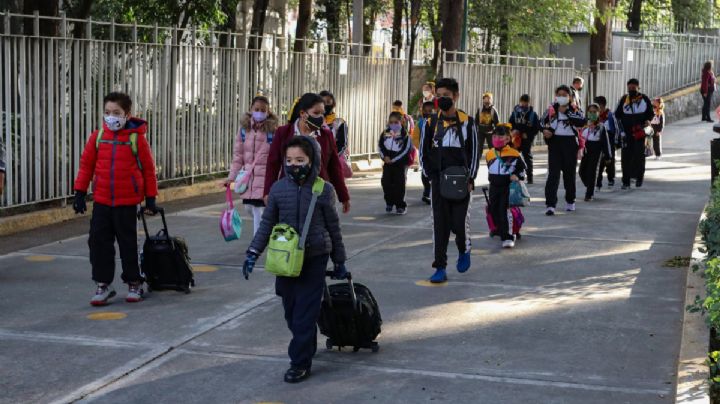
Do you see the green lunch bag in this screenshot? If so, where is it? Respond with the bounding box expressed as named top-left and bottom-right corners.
top-left (265, 178), bottom-right (325, 277)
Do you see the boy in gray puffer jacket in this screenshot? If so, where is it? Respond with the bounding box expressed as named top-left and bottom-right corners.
top-left (242, 135), bottom-right (346, 384)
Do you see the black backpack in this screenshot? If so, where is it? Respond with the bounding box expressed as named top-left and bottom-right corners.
top-left (318, 271), bottom-right (382, 352)
top-left (139, 208), bottom-right (195, 293)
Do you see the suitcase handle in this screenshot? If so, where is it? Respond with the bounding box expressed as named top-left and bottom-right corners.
top-left (481, 187), bottom-right (490, 204)
top-left (324, 270), bottom-right (359, 313)
top-left (139, 207), bottom-right (170, 241)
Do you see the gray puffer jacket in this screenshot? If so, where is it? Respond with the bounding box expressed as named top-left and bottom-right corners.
top-left (249, 136), bottom-right (346, 264)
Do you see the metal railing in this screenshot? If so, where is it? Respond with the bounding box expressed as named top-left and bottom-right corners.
top-left (443, 50), bottom-right (576, 123)
top-left (0, 12), bottom-right (408, 208)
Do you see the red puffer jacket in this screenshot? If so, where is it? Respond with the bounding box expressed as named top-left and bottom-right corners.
top-left (74, 118), bottom-right (158, 207)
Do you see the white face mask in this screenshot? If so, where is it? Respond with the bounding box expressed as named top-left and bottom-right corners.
top-left (104, 115), bottom-right (127, 131)
top-left (422, 90), bottom-right (433, 99)
top-left (555, 96), bottom-right (569, 106)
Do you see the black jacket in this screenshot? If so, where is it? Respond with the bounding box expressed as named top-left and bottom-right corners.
top-left (378, 127), bottom-right (412, 166)
top-left (509, 105), bottom-right (541, 138)
top-left (420, 110), bottom-right (480, 184)
top-left (614, 93), bottom-right (654, 141)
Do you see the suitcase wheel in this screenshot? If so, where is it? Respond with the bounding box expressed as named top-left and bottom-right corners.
top-left (353, 346), bottom-right (360, 353)
top-left (515, 233), bottom-right (522, 240)
top-left (371, 342), bottom-right (380, 353)
top-left (325, 338), bottom-right (334, 350)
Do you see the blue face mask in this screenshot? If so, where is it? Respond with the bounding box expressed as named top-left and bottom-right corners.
top-left (389, 123), bottom-right (402, 133)
top-left (285, 163), bottom-right (311, 183)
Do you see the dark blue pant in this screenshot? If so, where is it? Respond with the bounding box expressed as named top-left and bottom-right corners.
top-left (275, 253), bottom-right (329, 369)
top-left (89, 203), bottom-right (142, 284)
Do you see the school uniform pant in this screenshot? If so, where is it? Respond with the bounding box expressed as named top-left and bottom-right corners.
top-left (275, 253), bottom-right (329, 370)
top-left (579, 145), bottom-right (603, 199)
top-left (430, 174), bottom-right (471, 268)
top-left (702, 89), bottom-right (715, 121)
top-left (478, 131), bottom-right (494, 156)
top-left (544, 136), bottom-right (579, 208)
top-left (621, 137), bottom-right (647, 186)
top-left (382, 163), bottom-right (408, 209)
top-left (520, 136), bottom-right (535, 183)
top-left (652, 133), bottom-right (662, 157)
top-left (421, 172), bottom-right (431, 199)
top-left (89, 203), bottom-right (142, 285)
top-left (489, 183), bottom-right (513, 241)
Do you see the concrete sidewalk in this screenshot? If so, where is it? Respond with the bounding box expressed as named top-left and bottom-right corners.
top-left (1, 116), bottom-right (716, 404)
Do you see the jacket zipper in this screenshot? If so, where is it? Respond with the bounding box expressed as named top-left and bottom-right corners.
top-left (110, 132), bottom-right (118, 206)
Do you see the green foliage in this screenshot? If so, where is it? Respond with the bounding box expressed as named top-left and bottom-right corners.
top-left (70, 0), bottom-right (229, 30)
top-left (709, 350), bottom-right (720, 399)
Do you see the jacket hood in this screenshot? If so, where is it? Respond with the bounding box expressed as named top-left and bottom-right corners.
top-left (102, 117), bottom-right (148, 134)
top-left (286, 135), bottom-right (322, 185)
top-left (514, 105), bottom-right (534, 113)
top-left (240, 111), bottom-right (279, 133)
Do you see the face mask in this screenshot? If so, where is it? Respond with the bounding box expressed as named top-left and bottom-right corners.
top-left (422, 113), bottom-right (431, 119)
top-left (389, 123), bottom-right (402, 132)
top-left (324, 104), bottom-right (334, 116)
top-left (438, 97), bottom-right (453, 112)
top-left (492, 138), bottom-right (506, 149)
top-left (104, 115), bottom-right (127, 131)
top-left (555, 96), bottom-right (569, 106)
top-left (285, 163), bottom-right (311, 183)
top-left (422, 90), bottom-right (433, 99)
top-left (628, 89), bottom-right (639, 97)
top-left (483, 102), bottom-right (491, 108)
top-left (252, 111), bottom-right (267, 122)
top-left (587, 112), bottom-right (599, 121)
top-left (306, 114), bottom-right (325, 130)
top-left (518, 104), bottom-right (528, 110)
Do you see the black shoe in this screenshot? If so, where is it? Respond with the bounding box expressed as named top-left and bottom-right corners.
top-left (621, 184), bottom-right (629, 190)
top-left (421, 196), bottom-right (431, 205)
top-left (608, 180), bottom-right (615, 187)
top-left (284, 367), bottom-right (311, 383)
top-left (635, 181), bottom-right (643, 188)
top-left (584, 196), bottom-right (593, 202)
top-left (527, 178), bottom-right (533, 185)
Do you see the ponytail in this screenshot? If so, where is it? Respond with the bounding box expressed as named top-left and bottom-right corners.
top-left (288, 92), bottom-right (324, 124)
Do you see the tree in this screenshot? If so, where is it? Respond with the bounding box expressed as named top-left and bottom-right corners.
top-left (362, 0), bottom-right (389, 54)
top-left (294, 0), bottom-right (312, 51)
top-left (407, 0), bottom-right (421, 99)
top-left (22, 0), bottom-right (59, 36)
top-left (391, 0), bottom-right (403, 57)
top-left (249, 0), bottom-right (269, 48)
top-left (440, 0), bottom-right (465, 64)
top-left (590, 0), bottom-right (615, 72)
top-left (421, 0), bottom-right (441, 72)
top-left (626, 0), bottom-right (642, 31)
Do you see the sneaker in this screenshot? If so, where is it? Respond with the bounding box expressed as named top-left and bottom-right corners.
top-left (385, 205), bottom-right (393, 213)
top-left (126, 282), bottom-right (144, 303)
top-left (456, 252), bottom-right (471, 273)
top-left (421, 196), bottom-right (431, 205)
top-left (565, 203), bottom-right (576, 212)
top-left (90, 283), bottom-right (116, 306)
top-left (621, 184), bottom-right (630, 190)
top-left (635, 182), bottom-right (643, 188)
top-left (502, 239), bottom-right (515, 248)
top-left (545, 207), bottom-right (555, 216)
top-left (396, 207), bottom-right (407, 215)
top-left (654, 156), bottom-right (660, 160)
top-left (608, 180), bottom-right (615, 187)
top-left (429, 268), bottom-right (448, 283)
top-left (584, 196), bottom-right (593, 202)
top-left (284, 367), bottom-right (311, 384)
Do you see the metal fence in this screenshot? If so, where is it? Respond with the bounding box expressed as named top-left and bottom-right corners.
top-left (443, 51), bottom-right (577, 123)
top-left (0, 13), bottom-right (407, 208)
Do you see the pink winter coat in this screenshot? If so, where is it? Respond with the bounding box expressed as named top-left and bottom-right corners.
top-left (228, 112), bottom-right (279, 201)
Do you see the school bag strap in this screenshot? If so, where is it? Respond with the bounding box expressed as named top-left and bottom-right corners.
top-left (95, 127), bottom-right (142, 170)
top-left (298, 177), bottom-right (325, 251)
top-left (240, 127), bottom-right (274, 144)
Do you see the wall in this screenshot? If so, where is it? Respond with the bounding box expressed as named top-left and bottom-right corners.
top-left (663, 84), bottom-right (720, 123)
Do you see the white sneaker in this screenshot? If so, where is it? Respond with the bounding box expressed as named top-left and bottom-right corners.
top-left (545, 207), bottom-right (555, 216)
top-left (502, 240), bottom-right (515, 248)
top-left (565, 203), bottom-right (576, 212)
top-left (90, 283), bottom-right (116, 306)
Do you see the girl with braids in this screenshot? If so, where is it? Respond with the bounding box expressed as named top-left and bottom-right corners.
top-left (264, 93), bottom-right (351, 213)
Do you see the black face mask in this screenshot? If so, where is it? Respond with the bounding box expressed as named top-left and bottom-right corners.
top-left (306, 114), bottom-right (325, 130)
top-left (324, 104), bottom-right (334, 116)
top-left (422, 113), bottom-right (431, 119)
top-left (285, 164), bottom-right (312, 184)
top-left (438, 97), bottom-right (453, 112)
top-left (628, 89), bottom-right (639, 97)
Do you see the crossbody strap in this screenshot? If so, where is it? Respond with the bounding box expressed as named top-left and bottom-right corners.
top-left (298, 178), bottom-right (325, 251)
top-left (436, 113), bottom-right (468, 170)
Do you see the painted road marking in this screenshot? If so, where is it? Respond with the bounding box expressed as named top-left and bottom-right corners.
top-left (24, 255), bottom-right (56, 262)
top-left (87, 312), bottom-right (127, 321)
top-left (193, 265), bottom-right (219, 272)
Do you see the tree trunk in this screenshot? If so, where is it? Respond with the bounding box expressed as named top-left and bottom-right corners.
top-left (294, 0), bottom-right (312, 52)
top-left (70, 0), bottom-right (95, 38)
top-left (407, 0), bottom-right (421, 100)
top-left (23, 0), bottom-right (59, 36)
top-left (425, 0), bottom-right (441, 74)
top-left (249, 0), bottom-right (270, 49)
top-left (590, 0), bottom-right (614, 73)
top-left (626, 0), bottom-right (642, 32)
top-left (321, 0), bottom-right (342, 53)
top-left (498, 16), bottom-right (509, 56)
top-left (440, 0), bottom-right (465, 65)
top-left (391, 0), bottom-right (403, 58)
top-left (362, 6), bottom-right (376, 56)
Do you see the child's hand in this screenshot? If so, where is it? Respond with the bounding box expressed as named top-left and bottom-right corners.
top-left (383, 157), bottom-right (391, 164)
top-left (243, 251), bottom-right (258, 280)
top-left (73, 191), bottom-right (87, 214)
top-left (219, 179), bottom-right (231, 188)
top-left (332, 263), bottom-right (348, 280)
top-left (342, 200), bottom-right (351, 214)
top-left (510, 175), bottom-right (519, 182)
top-left (543, 130), bottom-right (553, 139)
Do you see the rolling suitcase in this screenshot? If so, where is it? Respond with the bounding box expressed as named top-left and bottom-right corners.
top-left (482, 187), bottom-right (524, 239)
top-left (318, 271), bottom-right (381, 352)
top-left (139, 208), bottom-right (195, 293)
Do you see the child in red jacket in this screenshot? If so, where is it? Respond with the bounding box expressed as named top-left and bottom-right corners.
top-left (73, 92), bottom-right (159, 306)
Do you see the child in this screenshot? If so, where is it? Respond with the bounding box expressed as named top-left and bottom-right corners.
top-left (486, 124), bottom-right (526, 249)
top-left (242, 136), bottom-right (346, 384)
top-left (73, 92), bottom-right (159, 306)
top-left (508, 94), bottom-right (541, 184)
top-left (413, 101), bottom-right (435, 204)
top-left (578, 104), bottom-right (613, 202)
top-left (392, 100), bottom-right (415, 135)
top-left (416, 81), bottom-right (436, 115)
top-left (475, 92), bottom-right (499, 154)
top-left (224, 95), bottom-right (279, 235)
top-left (379, 111), bottom-right (412, 214)
top-left (594, 96), bottom-right (618, 188)
top-left (650, 97), bottom-right (665, 159)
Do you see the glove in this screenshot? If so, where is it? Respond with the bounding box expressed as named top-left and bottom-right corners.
top-left (144, 197), bottom-right (158, 215)
top-left (243, 251), bottom-right (258, 280)
top-left (332, 263), bottom-right (348, 280)
top-left (73, 191), bottom-right (87, 214)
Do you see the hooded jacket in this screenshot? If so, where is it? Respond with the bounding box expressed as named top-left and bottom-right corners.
top-left (378, 126), bottom-right (412, 166)
top-left (486, 145), bottom-right (526, 186)
top-left (74, 117), bottom-right (158, 207)
top-left (420, 110), bottom-right (480, 184)
top-left (508, 105), bottom-right (541, 138)
top-left (250, 136), bottom-right (346, 264)
top-left (614, 93), bottom-right (654, 144)
top-left (264, 121), bottom-right (350, 203)
top-left (541, 104), bottom-right (587, 138)
top-left (228, 112), bottom-right (279, 201)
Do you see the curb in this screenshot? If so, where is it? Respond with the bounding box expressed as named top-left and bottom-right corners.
top-left (676, 207), bottom-right (710, 404)
top-left (0, 180), bottom-right (222, 237)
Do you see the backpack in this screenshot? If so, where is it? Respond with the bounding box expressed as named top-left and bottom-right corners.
top-left (95, 128), bottom-right (142, 170)
top-left (240, 128), bottom-right (274, 144)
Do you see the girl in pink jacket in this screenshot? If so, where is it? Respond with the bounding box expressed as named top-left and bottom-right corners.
top-left (224, 96), bottom-right (279, 235)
